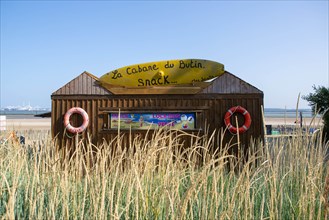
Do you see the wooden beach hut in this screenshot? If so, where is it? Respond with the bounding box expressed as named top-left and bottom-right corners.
top-left (51, 69), bottom-right (264, 153)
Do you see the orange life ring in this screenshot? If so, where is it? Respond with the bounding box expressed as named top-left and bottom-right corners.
top-left (64, 107), bottom-right (89, 134)
top-left (224, 106), bottom-right (251, 134)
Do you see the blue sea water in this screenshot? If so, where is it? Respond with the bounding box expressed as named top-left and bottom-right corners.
top-left (0, 110), bottom-right (49, 115)
top-left (0, 108), bottom-right (318, 118)
top-left (264, 108), bottom-right (316, 118)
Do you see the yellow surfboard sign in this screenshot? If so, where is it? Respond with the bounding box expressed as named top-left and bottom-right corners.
top-left (99, 59), bottom-right (225, 88)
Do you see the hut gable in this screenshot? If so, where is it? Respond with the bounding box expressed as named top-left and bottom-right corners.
top-left (52, 71), bottom-right (262, 96)
top-left (201, 71), bottom-right (263, 94)
top-left (52, 71), bottom-right (112, 95)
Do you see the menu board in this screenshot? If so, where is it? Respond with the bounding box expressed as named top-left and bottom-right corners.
top-left (110, 112), bottom-right (195, 130)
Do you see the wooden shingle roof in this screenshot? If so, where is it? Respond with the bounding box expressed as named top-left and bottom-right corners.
top-left (200, 71), bottom-right (262, 94)
top-left (52, 71), bottom-right (112, 95)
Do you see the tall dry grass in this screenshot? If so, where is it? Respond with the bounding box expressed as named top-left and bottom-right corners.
top-left (0, 126), bottom-right (328, 219)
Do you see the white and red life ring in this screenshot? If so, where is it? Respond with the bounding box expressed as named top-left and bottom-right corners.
top-left (64, 107), bottom-right (89, 134)
top-left (224, 106), bottom-right (251, 134)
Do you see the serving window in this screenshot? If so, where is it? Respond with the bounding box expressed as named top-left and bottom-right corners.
top-left (102, 110), bottom-right (204, 131)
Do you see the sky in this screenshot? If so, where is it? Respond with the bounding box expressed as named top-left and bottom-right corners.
top-left (1, 0), bottom-right (328, 109)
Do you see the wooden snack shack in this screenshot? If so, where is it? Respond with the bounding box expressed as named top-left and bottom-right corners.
top-left (51, 62), bottom-right (264, 153)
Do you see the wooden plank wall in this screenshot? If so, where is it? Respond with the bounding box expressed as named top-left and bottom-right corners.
top-left (52, 93), bottom-right (264, 152)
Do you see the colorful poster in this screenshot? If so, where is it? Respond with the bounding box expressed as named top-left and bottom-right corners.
top-left (110, 112), bottom-right (195, 130)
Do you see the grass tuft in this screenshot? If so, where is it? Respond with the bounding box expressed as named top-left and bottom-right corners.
top-left (0, 127), bottom-right (328, 219)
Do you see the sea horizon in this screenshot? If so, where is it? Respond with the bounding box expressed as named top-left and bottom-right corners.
top-left (0, 108), bottom-right (320, 118)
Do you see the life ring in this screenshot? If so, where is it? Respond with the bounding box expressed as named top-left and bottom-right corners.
top-left (64, 107), bottom-right (89, 134)
top-left (224, 106), bottom-right (251, 134)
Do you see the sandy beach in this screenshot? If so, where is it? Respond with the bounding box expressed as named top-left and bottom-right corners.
top-left (0, 114), bottom-right (323, 131)
top-left (0, 114), bottom-right (323, 144)
top-left (264, 117), bottom-right (322, 126)
top-left (1, 115), bottom-right (51, 131)
top-left (5, 118), bottom-right (51, 130)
